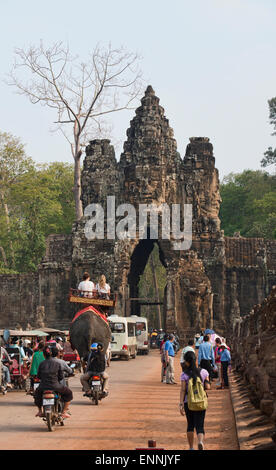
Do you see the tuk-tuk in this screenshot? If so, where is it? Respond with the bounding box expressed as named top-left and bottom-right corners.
top-left (63, 341), bottom-right (81, 371)
top-left (0, 329), bottom-right (47, 391)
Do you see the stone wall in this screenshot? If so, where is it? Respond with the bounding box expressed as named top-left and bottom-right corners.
top-left (231, 286), bottom-right (276, 425)
top-left (0, 273), bottom-right (38, 329)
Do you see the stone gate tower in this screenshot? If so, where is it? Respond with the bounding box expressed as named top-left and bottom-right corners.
top-left (0, 86), bottom-right (275, 339)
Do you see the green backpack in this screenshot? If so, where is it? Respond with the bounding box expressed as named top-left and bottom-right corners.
top-left (187, 375), bottom-right (208, 411)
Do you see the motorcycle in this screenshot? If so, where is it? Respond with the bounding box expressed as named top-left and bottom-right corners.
top-left (41, 389), bottom-right (66, 431)
top-left (87, 374), bottom-right (107, 405)
top-left (64, 364), bottom-right (75, 387)
top-left (65, 359), bottom-right (81, 372)
top-left (27, 376), bottom-right (40, 398)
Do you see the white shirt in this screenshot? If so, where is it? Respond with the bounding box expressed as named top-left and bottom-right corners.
top-left (78, 280), bottom-right (95, 296)
top-left (96, 283), bottom-right (110, 294)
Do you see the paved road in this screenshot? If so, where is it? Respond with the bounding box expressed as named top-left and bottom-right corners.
top-left (0, 350), bottom-right (238, 450)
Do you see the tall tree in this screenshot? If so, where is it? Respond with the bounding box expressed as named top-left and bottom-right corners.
top-left (261, 97), bottom-right (276, 169)
top-left (220, 170), bottom-right (276, 239)
top-left (8, 41), bottom-right (143, 220)
top-left (0, 131), bottom-right (33, 267)
top-left (8, 162), bottom-right (75, 272)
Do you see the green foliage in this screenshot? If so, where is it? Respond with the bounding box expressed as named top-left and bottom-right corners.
top-left (0, 131), bottom-right (75, 272)
top-left (138, 244), bottom-right (167, 328)
top-left (261, 97), bottom-right (276, 168)
top-left (220, 170), bottom-right (276, 239)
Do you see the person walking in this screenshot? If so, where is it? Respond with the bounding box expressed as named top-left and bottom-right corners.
top-left (165, 334), bottom-right (177, 384)
top-left (214, 337), bottom-right (223, 387)
top-left (179, 351), bottom-right (210, 450)
top-left (197, 335), bottom-right (215, 380)
top-left (217, 342), bottom-right (231, 389)
top-left (160, 334), bottom-right (168, 382)
top-left (194, 334), bottom-right (201, 350)
top-left (180, 339), bottom-right (195, 364)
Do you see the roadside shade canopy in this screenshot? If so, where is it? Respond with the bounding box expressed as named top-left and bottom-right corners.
top-left (0, 329), bottom-right (48, 337)
top-left (37, 327), bottom-right (65, 335)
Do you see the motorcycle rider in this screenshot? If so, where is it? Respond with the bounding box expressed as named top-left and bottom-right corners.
top-left (9, 337), bottom-right (27, 365)
top-left (23, 339), bottom-right (33, 359)
top-left (150, 329), bottom-right (158, 347)
top-left (51, 347), bottom-right (74, 387)
top-left (34, 346), bottom-right (73, 419)
top-left (55, 337), bottom-right (64, 354)
top-left (80, 342), bottom-right (109, 397)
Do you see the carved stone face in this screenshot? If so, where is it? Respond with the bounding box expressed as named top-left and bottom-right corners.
top-left (199, 172), bottom-right (221, 219)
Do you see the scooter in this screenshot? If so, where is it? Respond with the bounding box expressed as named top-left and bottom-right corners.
top-left (41, 389), bottom-right (65, 431)
top-left (87, 374), bottom-right (108, 405)
top-left (28, 376), bottom-right (41, 399)
top-left (64, 364), bottom-right (75, 387)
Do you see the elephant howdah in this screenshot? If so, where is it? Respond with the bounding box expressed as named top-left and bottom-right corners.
top-left (69, 306), bottom-right (111, 360)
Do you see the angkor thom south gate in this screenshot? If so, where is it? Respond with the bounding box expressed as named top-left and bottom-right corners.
top-left (0, 86), bottom-right (276, 340)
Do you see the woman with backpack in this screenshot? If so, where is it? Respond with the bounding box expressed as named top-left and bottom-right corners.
top-left (179, 351), bottom-right (210, 450)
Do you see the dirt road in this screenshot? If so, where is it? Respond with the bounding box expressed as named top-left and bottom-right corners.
top-left (0, 350), bottom-right (238, 450)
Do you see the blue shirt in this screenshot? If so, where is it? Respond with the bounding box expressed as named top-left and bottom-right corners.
top-left (198, 341), bottom-right (215, 365)
top-left (219, 349), bottom-right (231, 362)
top-left (165, 340), bottom-right (175, 357)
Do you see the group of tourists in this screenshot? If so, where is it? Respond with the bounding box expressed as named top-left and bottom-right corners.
top-left (78, 273), bottom-right (110, 299)
top-left (158, 329), bottom-right (231, 450)
top-left (178, 331), bottom-right (231, 450)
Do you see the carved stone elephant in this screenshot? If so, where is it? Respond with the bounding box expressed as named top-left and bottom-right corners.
top-left (69, 307), bottom-right (111, 361)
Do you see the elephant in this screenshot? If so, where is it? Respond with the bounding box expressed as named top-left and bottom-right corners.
top-left (69, 306), bottom-right (112, 361)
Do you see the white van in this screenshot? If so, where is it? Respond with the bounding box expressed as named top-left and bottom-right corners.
top-left (107, 315), bottom-right (137, 360)
top-left (130, 315), bottom-right (149, 355)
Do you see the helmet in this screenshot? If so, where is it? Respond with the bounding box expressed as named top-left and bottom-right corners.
top-left (91, 343), bottom-right (98, 349)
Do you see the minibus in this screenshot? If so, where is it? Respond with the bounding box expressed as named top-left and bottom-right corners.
top-left (107, 315), bottom-right (137, 360)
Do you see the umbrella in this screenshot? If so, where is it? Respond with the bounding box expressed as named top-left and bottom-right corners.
top-left (204, 329), bottom-right (214, 335)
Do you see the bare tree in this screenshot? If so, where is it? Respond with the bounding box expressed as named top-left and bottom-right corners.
top-left (8, 41), bottom-right (143, 220)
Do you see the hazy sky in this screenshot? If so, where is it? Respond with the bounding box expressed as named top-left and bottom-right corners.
top-left (1, 0), bottom-right (276, 179)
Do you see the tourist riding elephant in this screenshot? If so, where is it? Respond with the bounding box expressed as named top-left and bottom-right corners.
top-left (69, 306), bottom-right (111, 361)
